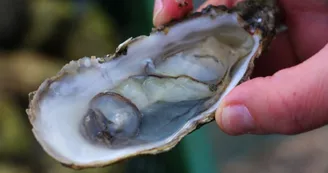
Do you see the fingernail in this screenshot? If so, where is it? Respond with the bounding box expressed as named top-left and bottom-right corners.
top-left (153, 0), bottom-right (194, 27)
top-left (219, 104), bottom-right (255, 134)
top-left (153, 0), bottom-right (164, 26)
top-left (153, 0), bottom-right (163, 19)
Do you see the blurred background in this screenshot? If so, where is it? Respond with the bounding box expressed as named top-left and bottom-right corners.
top-left (1, 0), bottom-right (328, 173)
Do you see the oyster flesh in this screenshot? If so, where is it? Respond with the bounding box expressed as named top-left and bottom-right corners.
top-left (27, 0), bottom-right (280, 169)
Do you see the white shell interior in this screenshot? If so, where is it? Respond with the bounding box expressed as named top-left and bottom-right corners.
top-left (30, 11), bottom-right (261, 166)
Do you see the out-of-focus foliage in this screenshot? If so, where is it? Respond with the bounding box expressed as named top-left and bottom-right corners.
top-left (0, 97), bottom-right (32, 156)
top-left (0, 51), bottom-right (62, 94)
top-left (24, 0), bottom-right (119, 59)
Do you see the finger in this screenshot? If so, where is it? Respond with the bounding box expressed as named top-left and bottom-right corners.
top-left (279, 0), bottom-right (328, 60)
top-left (244, 0), bottom-right (328, 79)
top-left (251, 31), bottom-right (298, 77)
top-left (153, 0), bottom-right (193, 27)
top-left (215, 43), bottom-right (328, 135)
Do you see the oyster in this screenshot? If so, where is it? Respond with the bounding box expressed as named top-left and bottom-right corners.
top-left (27, 0), bottom-right (280, 169)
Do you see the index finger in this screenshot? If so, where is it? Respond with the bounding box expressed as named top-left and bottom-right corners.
top-left (153, 0), bottom-right (193, 27)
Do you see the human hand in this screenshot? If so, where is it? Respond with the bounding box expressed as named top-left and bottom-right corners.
top-left (153, 0), bottom-right (328, 135)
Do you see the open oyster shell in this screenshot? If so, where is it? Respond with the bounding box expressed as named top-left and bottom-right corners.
top-left (27, 0), bottom-right (280, 169)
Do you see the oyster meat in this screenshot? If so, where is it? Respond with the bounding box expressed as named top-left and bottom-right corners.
top-left (27, 0), bottom-right (280, 169)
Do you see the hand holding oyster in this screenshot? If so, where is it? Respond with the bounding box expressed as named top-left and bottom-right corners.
top-left (154, 0), bottom-right (328, 137)
top-left (27, 0), bottom-right (281, 169)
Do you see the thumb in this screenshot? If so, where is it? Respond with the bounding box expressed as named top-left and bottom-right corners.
top-left (216, 43), bottom-right (328, 135)
top-left (153, 0), bottom-right (193, 27)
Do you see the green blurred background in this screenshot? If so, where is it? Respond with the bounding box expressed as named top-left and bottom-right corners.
top-left (1, 0), bottom-right (328, 173)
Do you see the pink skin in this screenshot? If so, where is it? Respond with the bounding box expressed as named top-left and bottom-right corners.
top-left (153, 0), bottom-right (328, 135)
top-left (153, 0), bottom-right (194, 27)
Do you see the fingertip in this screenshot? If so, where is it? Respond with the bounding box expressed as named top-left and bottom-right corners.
top-left (215, 78), bottom-right (266, 135)
top-left (218, 76), bottom-right (295, 135)
top-left (153, 0), bottom-right (193, 27)
top-left (215, 103), bottom-right (227, 133)
top-left (216, 103), bottom-right (257, 135)
top-left (153, 0), bottom-right (164, 27)
top-left (215, 48), bottom-right (328, 135)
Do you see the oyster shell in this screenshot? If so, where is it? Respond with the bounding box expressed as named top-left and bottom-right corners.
top-left (27, 0), bottom-right (280, 169)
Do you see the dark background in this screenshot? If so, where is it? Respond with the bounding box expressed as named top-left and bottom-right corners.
top-left (1, 0), bottom-right (328, 173)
